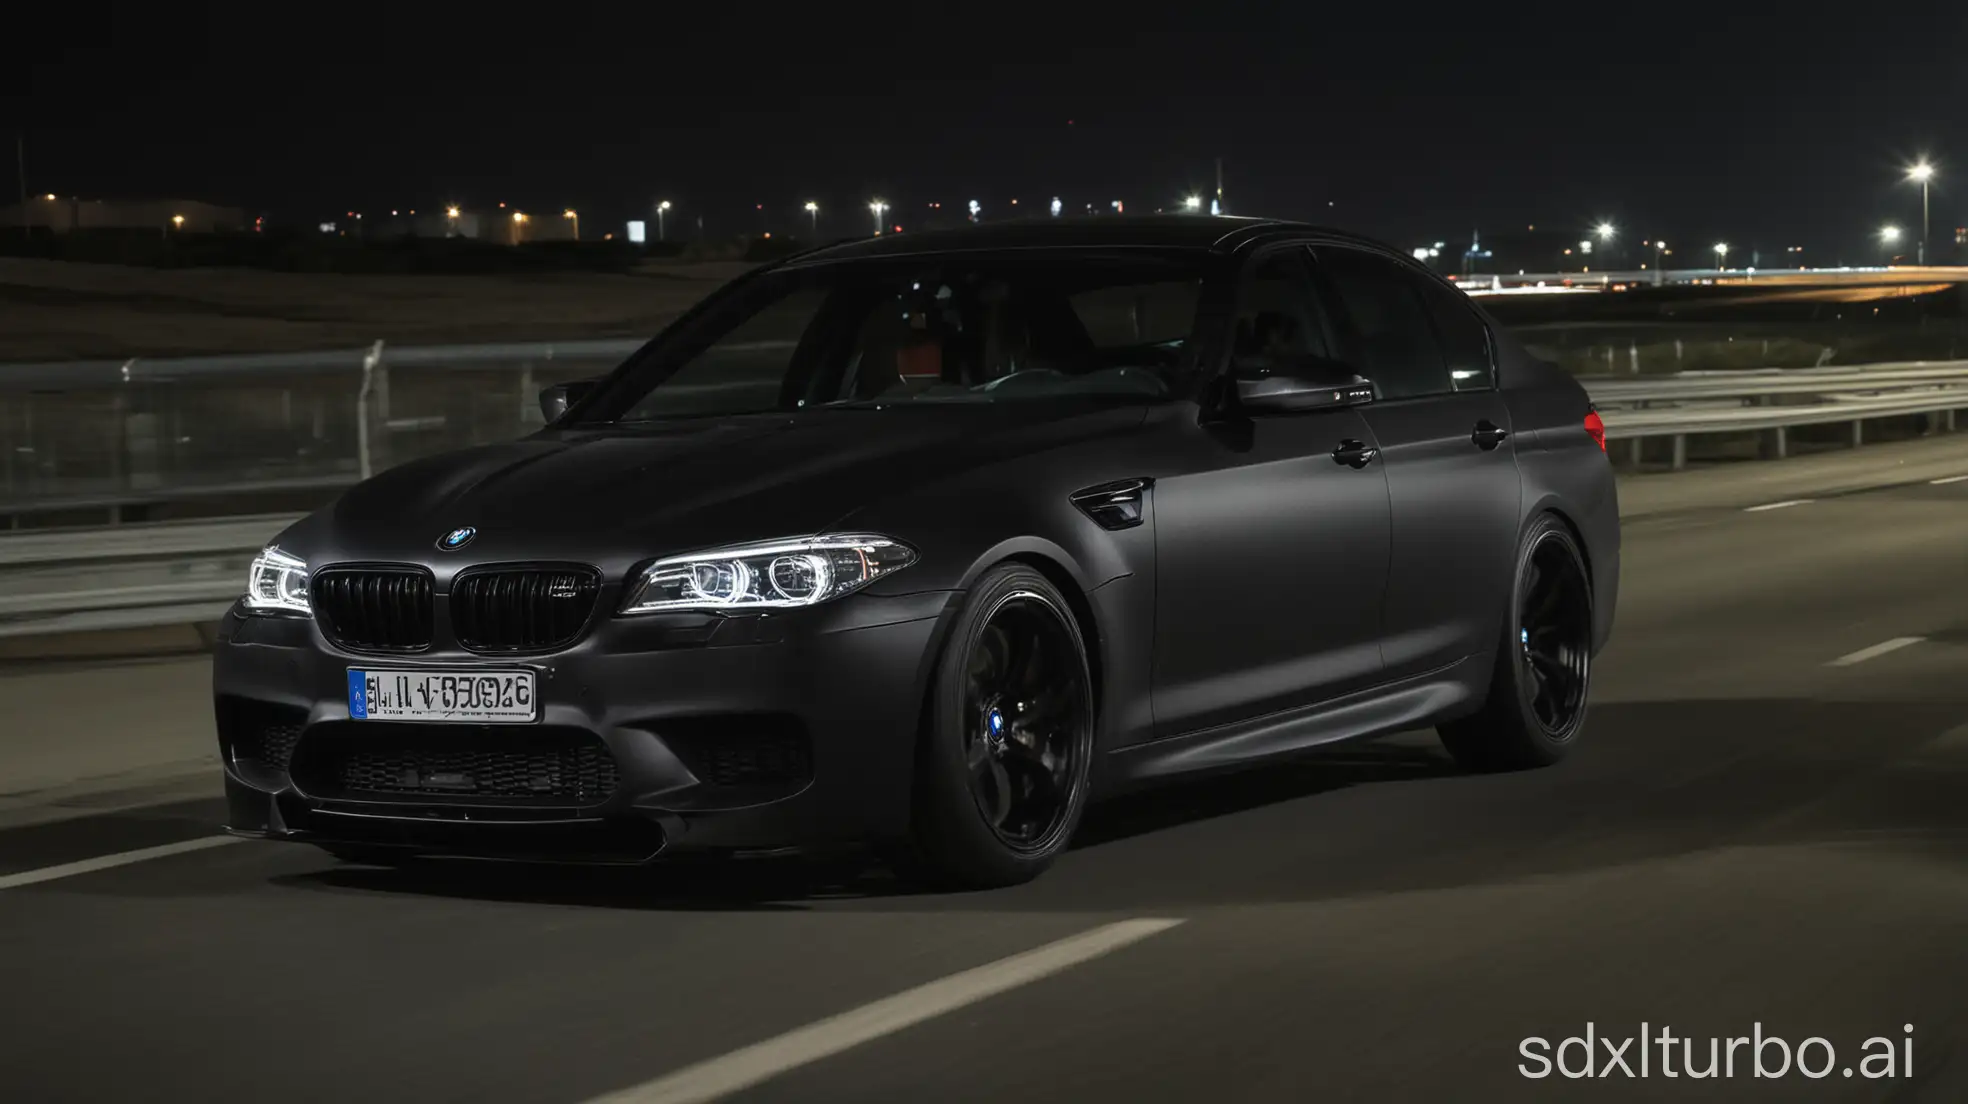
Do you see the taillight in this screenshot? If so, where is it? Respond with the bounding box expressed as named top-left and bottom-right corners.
top-left (1583, 408), bottom-right (1607, 452)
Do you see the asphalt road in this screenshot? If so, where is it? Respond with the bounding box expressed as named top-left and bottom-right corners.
top-left (3, 459), bottom-right (1967, 1102)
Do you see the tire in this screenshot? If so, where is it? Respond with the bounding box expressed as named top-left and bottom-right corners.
top-left (1438, 513), bottom-right (1594, 773)
top-left (894, 563), bottom-right (1096, 890)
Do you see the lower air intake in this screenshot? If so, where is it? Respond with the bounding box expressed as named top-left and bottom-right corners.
top-left (291, 724), bottom-right (620, 805)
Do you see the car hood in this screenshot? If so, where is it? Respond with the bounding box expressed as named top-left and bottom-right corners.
top-left (308, 402), bottom-right (1149, 561)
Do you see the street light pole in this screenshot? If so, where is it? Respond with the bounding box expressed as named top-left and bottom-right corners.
top-left (1906, 162), bottom-right (1935, 266)
top-left (805, 201), bottom-right (819, 237)
top-left (1921, 177), bottom-right (1930, 265)
top-left (655, 200), bottom-right (671, 242)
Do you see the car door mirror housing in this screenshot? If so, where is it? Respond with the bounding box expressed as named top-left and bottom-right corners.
top-left (539, 379), bottom-right (599, 423)
top-left (1235, 357), bottom-right (1375, 414)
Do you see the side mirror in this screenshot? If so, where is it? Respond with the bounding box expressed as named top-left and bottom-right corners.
top-left (538, 379), bottom-right (598, 423)
top-left (1234, 357), bottom-right (1375, 414)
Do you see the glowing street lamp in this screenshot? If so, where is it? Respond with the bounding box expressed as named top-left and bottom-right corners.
top-left (1183, 195), bottom-right (1202, 212)
top-left (1880, 224), bottom-right (1903, 259)
top-left (170, 214), bottom-right (185, 230)
top-left (1713, 242), bottom-right (1729, 270)
top-left (655, 200), bottom-right (672, 242)
top-left (804, 201), bottom-right (819, 235)
top-left (445, 206), bottom-right (460, 219)
top-left (869, 199), bottom-right (888, 235)
top-left (1595, 220), bottom-right (1616, 242)
top-left (563, 208), bottom-right (579, 240)
top-left (1049, 197), bottom-right (1063, 217)
top-left (1906, 161), bottom-right (1936, 265)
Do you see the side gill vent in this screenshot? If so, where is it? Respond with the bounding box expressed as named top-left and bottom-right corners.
top-left (1071, 478), bottom-right (1152, 531)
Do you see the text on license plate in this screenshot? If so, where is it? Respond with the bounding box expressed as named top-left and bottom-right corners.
top-left (348, 669), bottom-right (537, 723)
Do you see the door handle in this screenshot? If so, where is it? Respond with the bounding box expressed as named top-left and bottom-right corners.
top-left (1331, 439), bottom-right (1379, 469)
top-left (1472, 420), bottom-right (1510, 450)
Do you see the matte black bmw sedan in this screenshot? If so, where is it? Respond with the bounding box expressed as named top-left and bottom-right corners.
top-left (214, 216), bottom-right (1619, 888)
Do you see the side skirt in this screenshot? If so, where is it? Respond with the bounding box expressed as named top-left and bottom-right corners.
top-left (1098, 654), bottom-right (1488, 793)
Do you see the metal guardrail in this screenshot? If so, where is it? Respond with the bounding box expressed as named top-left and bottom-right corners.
top-left (0, 339), bottom-right (646, 523)
top-left (0, 514), bottom-right (302, 638)
top-left (2, 345), bottom-right (1967, 638)
top-left (1580, 360), bottom-right (1968, 467)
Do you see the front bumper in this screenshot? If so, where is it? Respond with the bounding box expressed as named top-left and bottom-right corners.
top-left (213, 590), bottom-right (954, 862)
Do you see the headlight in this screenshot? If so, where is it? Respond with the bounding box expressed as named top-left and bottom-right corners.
top-left (244, 546), bottom-right (311, 615)
top-left (621, 535), bottom-right (917, 614)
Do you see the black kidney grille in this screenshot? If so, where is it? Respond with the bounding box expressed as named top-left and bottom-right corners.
top-left (452, 567), bottom-right (600, 653)
top-left (333, 742), bottom-right (620, 802)
top-left (312, 568), bottom-right (434, 652)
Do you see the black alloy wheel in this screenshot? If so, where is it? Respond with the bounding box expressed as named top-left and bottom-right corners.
top-left (1439, 513), bottom-right (1593, 772)
top-left (1516, 530), bottom-right (1592, 738)
top-left (897, 563), bottom-right (1095, 889)
top-left (960, 591), bottom-right (1091, 853)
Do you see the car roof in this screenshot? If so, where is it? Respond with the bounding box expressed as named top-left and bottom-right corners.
top-left (784, 215), bottom-right (1396, 265)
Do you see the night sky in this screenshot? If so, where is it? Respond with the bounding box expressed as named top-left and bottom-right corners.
top-left (6, 1), bottom-right (1966, 262)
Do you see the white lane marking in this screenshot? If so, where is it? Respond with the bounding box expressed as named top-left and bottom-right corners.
top-left (0, 835), bottom-right (244, 890)
top-left (583, 917), bottom-right (1186, 1104)
top-left (1930, 474), bottom-right (1968, 485)
top-left (1744, 499), bottom-right (1814, 512)
top-left (1827, 637), bottom-right (1926, 668)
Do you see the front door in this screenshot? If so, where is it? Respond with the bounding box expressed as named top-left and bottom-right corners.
top-left (1147, 247), bottom-right (1394, 740)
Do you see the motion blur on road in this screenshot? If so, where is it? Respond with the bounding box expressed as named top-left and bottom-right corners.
top-left (3, 432), bottom-right (1966, 1101)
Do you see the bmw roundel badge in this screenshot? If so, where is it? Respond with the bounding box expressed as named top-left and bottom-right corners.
top-left (438, 526), bottom-right (477, 551)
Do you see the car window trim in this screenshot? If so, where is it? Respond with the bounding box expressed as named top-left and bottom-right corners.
top-left (1203, 240), bottom-right (1344, 381)
top-left (1305, 241), bottom-right (1483, 401)
top-left (1311, 240), bottom-right (1499, 395)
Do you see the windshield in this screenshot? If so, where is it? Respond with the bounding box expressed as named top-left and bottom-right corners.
top-left (578, 251), bottom-right (1209, 423)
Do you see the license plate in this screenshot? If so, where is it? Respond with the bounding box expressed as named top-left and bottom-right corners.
top-left (347, 669), bottom-right (537, 724)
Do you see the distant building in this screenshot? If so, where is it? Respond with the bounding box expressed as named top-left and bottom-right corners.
top-left (359, 210), bottom-right (485, 239)
top-left (321, 207), bottom-right (581, 244)
top-left (0, 195), bottom-right (251, 233)
top-left (1458, 228), bottom-right (1635, 275)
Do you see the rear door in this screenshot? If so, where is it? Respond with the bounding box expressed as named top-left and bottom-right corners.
top-left (1309, 245), bottom-right (1522, 680)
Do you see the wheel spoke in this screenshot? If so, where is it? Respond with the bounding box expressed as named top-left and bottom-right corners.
top-left (966, 733), bottom-right (994, 771)
top-left (1017, 684), bottom-right (1074, 730)
top-left (1010, 623), bottom-right (1047, 698)
top-left (981, 758), bottom-right (1013, 826)
top-left (999, 742), bottom-right (1063, 806)
top-left (1527, 663), bottom-right (1555, 725)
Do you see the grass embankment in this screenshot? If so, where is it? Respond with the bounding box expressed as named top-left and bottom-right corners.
top-left (0, 258), bottom-right (743, 362)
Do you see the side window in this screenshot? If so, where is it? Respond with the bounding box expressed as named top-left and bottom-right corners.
top-left (1229, 248), bottom-right (1333, 379)
top-left (1407, 272), bottom-right (1496, 391)
top-left (1312, 247), bottom-right (1451, 400)
top-left (1069, 281), bottom-right (1202, 348)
